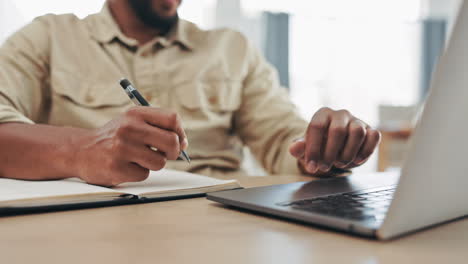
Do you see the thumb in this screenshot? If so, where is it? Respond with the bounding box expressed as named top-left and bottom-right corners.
top-left (289, 139), bottom-right (306, 159)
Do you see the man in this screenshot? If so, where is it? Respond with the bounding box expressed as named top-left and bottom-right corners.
top-left (0, 0), bottom-right (381, 186)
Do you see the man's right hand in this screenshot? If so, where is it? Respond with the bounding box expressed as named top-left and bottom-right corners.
top-left (73, 107), bottom-right (188, 187)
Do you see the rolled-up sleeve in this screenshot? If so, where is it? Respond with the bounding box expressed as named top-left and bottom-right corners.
top-left (235, 41), bottom-right (309, 175)
top-left (0, 16), bottom-right (51, 124)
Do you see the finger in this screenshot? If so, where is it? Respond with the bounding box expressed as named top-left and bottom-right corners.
top-left (305, 108), bottom-right (332, 173)
top-left (336, 119), bottom-right (367, 168)
top-left (321, 111), bottom-right (350, 171)
top-left (289, 140), bottom-right (306, 159)
top-left (130, 146), bottom-right (168, 171)
top-left (133, 107), bottom-right (188, 146)
top-left (112, 162), bottom-right (150, 186)
top-left (354, 128), bottom-right (381, 165)
top-left (133, 125), bottom-right (181, 160)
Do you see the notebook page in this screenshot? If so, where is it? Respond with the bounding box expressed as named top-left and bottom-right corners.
top-left (112, 169), bottom-right (238, 196)
top-left (0, 178), bottom-right (122, 204)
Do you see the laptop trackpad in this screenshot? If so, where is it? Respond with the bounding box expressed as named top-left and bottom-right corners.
top-left (210, 171), bottom-right (400, 207)
top-left (284, 171), bottom-right (399, 203)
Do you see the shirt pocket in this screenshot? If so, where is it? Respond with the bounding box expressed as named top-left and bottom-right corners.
top-left (51, 72), bottom-right (129, 109)
top-left (175, 80), bottom-right (242, 116)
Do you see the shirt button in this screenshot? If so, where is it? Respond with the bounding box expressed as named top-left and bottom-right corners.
top-left (140, 50), bottom-right (151, 57)
top-left (85, 94), bottom-right (93, 103)
top-left (145, 93), bottom-right (153, 101)
top-left (208, 96), bottom-right (218, 104)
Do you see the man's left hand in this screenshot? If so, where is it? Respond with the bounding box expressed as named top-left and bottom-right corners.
top-left (289, 107), bottom-right (381, 175)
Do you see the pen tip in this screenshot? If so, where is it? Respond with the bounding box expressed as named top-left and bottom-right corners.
top-left (182, 151), bottom-right (191, 164)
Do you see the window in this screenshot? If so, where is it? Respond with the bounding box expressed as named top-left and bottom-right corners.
top-left (241, 0), bottom-right (422, 126)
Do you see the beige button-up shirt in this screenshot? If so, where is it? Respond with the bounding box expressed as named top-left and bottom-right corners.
top-left (0, 5), bottom-right (308, 177)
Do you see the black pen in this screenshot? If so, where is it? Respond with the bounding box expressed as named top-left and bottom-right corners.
top-left (119, 78), bottom-right (191, 163)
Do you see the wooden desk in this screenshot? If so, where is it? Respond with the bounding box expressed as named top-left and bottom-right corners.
top-left (1, 175), bottom-right (467, 264)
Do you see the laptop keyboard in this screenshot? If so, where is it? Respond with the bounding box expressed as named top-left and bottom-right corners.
top-left (279, 186), bottom-right (397, 223)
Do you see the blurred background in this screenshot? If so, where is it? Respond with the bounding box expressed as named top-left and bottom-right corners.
top-left (0, 0), bottom-right (462, 173)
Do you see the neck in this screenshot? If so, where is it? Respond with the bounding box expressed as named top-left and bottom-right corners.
top-left (108, 0), bottom-right (161, 45)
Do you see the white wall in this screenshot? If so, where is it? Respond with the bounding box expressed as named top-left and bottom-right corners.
top-left (422, 0), bottom-right (462, 18)
top-left (0, 0), bottom-right (25, 43)
top-left (422, 0), bottom-right (462, 38)
top-left (0, 0), bottom-right (106, 43)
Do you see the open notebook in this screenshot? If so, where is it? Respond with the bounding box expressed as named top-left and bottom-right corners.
top-left (0, 169), bottom-right (240, 213)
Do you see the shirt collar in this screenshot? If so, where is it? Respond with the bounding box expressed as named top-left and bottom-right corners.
top-left (167, 19), bottom-right (196, 51)
top-left (87, 3), bottom-right (197, 51)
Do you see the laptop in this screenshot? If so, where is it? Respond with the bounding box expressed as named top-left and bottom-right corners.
top-left (207, 2), bottom-right (468, 240)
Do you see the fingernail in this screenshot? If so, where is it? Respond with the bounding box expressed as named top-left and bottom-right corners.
top-left (182, 138), bottom-right (189, 150)
top-left (307, 160), bottom-right (317, 173)
top-left (319, 163), bottom-right (331, 172)
top-left (355, 157), bottom-right (365, 165)
top-left (291, 150), bottom-right (304, 159)
top-left (293, 137), bottom-right (305, 142)
top-left (335, 162), bottom-right (346, 168)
